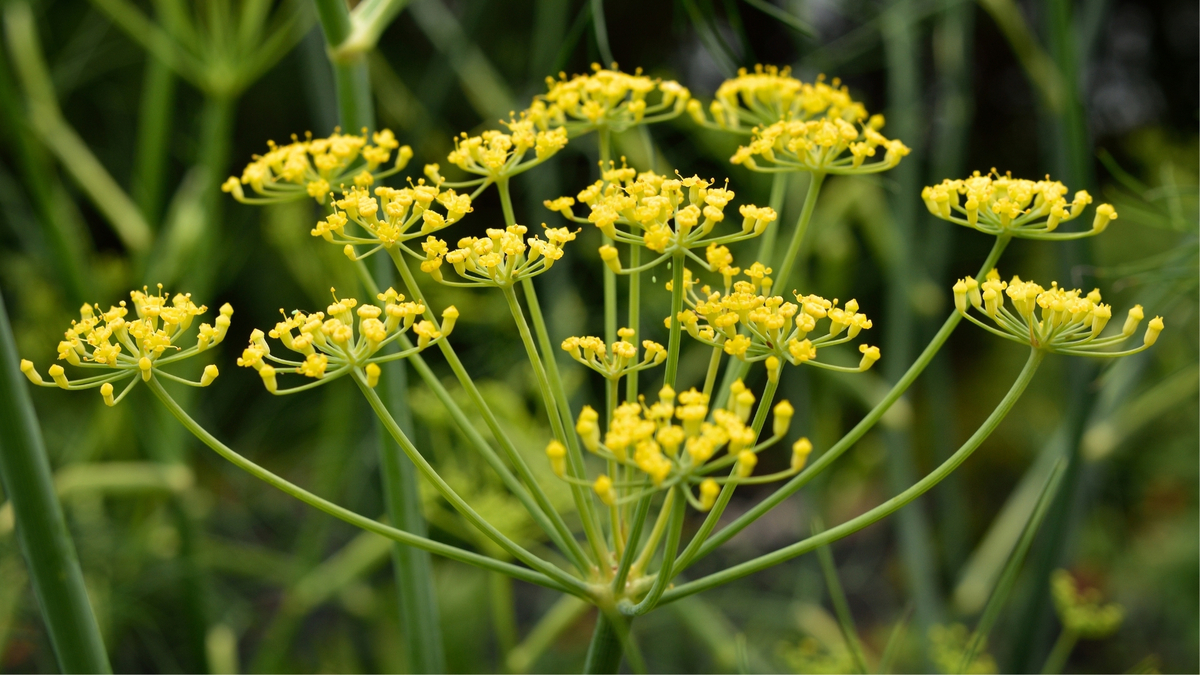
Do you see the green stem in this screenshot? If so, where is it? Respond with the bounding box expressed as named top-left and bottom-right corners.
top-left (131, 53), bottom-right (176, 224)
top-left (663, 251), bottom-right (686, 389)
top-left (814, 518), bottom-right (869, 674)
top-left (752, 172), bottom-right (790, 264)
top-left (145, 378), bottom-right (575, 593)
top-left (357, 373), bottom-right (588, 593)
top-left (489, 571), bottom-right (517, 664)
top-left (701, 346), bottom-right (722, 400)
top-left (620, 486), bottom-right (686, 615)
top-left (506, 594), bottom-right (589, 673)
top-left (626, 243), bottom-right (641, 402)
top-left (502, 285), bottom-right (610, 569)
top-left (685, 235), bottom-right (1011, 566)
top-left (1040, 628), bottom-right (1077, 674)
top-left (659, 347), bottom-right (1044, 604)
top-left (583, 610), bottom-right (624, 674)
top-left (385, 251), bottom-right (592, 572)
top-left (0, 290), bottom-right (110, 673)
top-left (598, 127), bottom-right (616, 344)
top-left (313, 0), bottom-right (374, 132)
top-left (772, 171), bottom-right (825, 295)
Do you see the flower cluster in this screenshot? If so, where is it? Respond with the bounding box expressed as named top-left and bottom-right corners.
top-left (1051, 569), bottom-right (1124, 638)
top-left (953, 269), bottom-right (1163, 357)
top-left (550, 382), bottom-right (811, 512)
top-left (21, 286), bottom-right (230, 406)
top-left (730, 115), bottom-right (909, 174)
top-left (418, 224), bottom-right (577, 287)
top-left (923, 171), bottom-right (1117, 240)
top-left (237, 288), bottom-right (457, 394)
top-left (437, 114), bottom-right (569, 182)
top-left (688, 67), bottom-right (869, 132)
top-left (222, 128), bottom-right (412, 205)
top-left (561, 328), bottom-right (667, 381)
top-left (673, 260), bottom-right (878, 372)
top-left (528, 64), bottom-right (691, 135)
top-left (310, 182), bottom-right (472, 261)
top-left (546, 167), bottom-right (776, 272)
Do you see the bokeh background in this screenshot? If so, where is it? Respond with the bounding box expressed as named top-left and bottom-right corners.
top-left (0, 0), bottom-right (1196, 672)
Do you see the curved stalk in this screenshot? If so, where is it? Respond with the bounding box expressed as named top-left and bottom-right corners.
top-left (658, 347), bottom-right (1045, 605)
top-left (146, 377), bottom-right (577, 594)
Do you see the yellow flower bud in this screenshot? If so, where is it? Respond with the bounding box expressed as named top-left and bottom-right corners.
top-left (599, 245), bottom-right (621, 273)
top-left (260, 365), bottom-right (278, 393)
top-left (1092, 203), bottom-right (1117, 232)
top-left (48, 364), bottom-right (69, 388)
top-left (365, 363), bottom-right (381, 388)
top-left (858, 344), bottom-right (881, 371)
top-left (735, 450), bottom-right (757, 478)
top-left (773, 400), bottom-right (794, 437)
top-left (100, 382), bottom-right (115, 407)
top-left (19, 359), bottom-right (43, 385)
top-left (593, 474), bottom-right (617, 506)
top-left (1122, 305), bottom-right (1143, 336)
top-left (699, 478), bottom-right (720, 511)
top-left (546, 439), bottom-right (567, 477)
top-left (201, 365), bottom-right (219, 387)
top-left (766, 356), bottom-right (781, 383)
top-left (1143, 316), bottom-right (1164, 346)
top-left (441, 305), bottom-right (460, 335)
top-left (791, 437), bottom-right (813, 472)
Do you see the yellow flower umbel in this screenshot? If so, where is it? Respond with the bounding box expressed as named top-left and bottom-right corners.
top-left (548, 167), bottom-right (776, 273)
top-left (222, 128), bottom-right (412, 205)
top-left (441, 113), bottom-right (569, 184)
top-left (419, 224), bottom-right (576, 288)
top-left (528, 64), bottom-right (691, 136)
top-left (730, 114), bottom-right (909, 174)
top-left (561, 381), bottom-right (809, 511)
top-left (312, 181), bottom-right (472, 262)
top-left (923, 171), bottom-right (1117, 240)
top-left (673, 262), bottom-right (879, 373)
top-left (238, 288), bottom-right (457, 394)
top-left (688, 67), bottom-right (869, 132)
top-left (952, 269), bottom-right (1163, 357)
top-left (20, 286), bottom-right (230, 406)
top-left (561, 328), bottom-right (667, 381)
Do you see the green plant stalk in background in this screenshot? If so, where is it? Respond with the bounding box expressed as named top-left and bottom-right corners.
top-left (313, 1), bottom-right (446, 670)
top-left (0, 291), bottom-right (111, 674)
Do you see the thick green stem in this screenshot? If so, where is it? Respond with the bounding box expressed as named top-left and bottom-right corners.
top-left (313, 0), bottom-right (374, 132)
top-left (663, 252), bottom-right (686, 389)
top-left (0, 291), bottom-right (110, 673)
top-left (1040, 628), bottom-right (1077, 674)
top-left (626, 244), bottom-right (641, 402)
top-left (659, 348), bottom-right (1045, 604)
top-left (685, 235), bottom-right (1011, 566)
top-left (583, 611), bottom-right (623, 674)
top-left (146, 378), bottom-right (574, 593)
top-left (620, 486), bottom-right (686, 615)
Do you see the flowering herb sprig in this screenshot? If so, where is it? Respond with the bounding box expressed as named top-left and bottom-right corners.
top-left (528, 64), bottom-right (692, 136)
top-left (222, 128), bottom-right (412, 205)
top-left (687, 66), bottom-right (868, 132)
top-left (923, 171), bottom-right (1117, 240)
top-left (546, 166), bottom-right (777, 274)
top-left (561, 329), bottom-right (667, 382)
top-left (236, 288), bottom-right (457, 394)
top-left (674, 261), bottom-right (879, 372)
top-left (730, 115), bottom-right (910, 175)
top-left (427, 114), bottom-right (569, 187)
top-left (21, 286), bottom-right (230, 406)
top-left (311, 182), bottom-right (473, 262)
top-left (953, 269), bottom-right (1163, 357)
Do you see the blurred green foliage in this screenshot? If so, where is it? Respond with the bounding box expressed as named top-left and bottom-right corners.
top-left (0, 0), bottom-right (1195, 672)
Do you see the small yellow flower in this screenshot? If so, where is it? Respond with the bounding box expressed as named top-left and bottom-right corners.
top-left (21, 286), bottom-right (228, 406)
top-left (314, 181), bottom-right (472, 263)
top-left (923, 170), bottom-right (1115, 240)
top-left (446, 113), bottom-right (569, 180)
top-left (239, 288), bottom-right (456, 394)
top-left (562, 329), bottom-right (666, 381)
top-left (421, 224), bottom-right (574, 288)
top-left (224, 128), bottom-right (411, 205)
top-left (953, 269), bottom-right (1162, 357)
top-left (731, 115), bottom-right (909, 174)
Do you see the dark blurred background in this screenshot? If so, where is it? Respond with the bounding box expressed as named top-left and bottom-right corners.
top-left (0, 0), bottom-right (1196, 672)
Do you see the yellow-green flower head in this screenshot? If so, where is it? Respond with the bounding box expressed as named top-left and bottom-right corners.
top-left (528, 64), bottom-right (691, 135)
top-left (928, 624), bottom-right (999, 675)
top-left (670, 261), bottom-right (878, 373)
top-left (953, 269), bottom-right (1163, 357)
top-left (238, 288), bottom-right (457, 394)
top-left (561, 327), bottom-right (666, 381)
top-left (312, 181), bottom-right (472, 262)
top-left (20, 286), bottom-right (230, 406)
top-left (560, 381), bottom-right (807, 511)
top-left (445, 113), bottom-right (569, 181)
top-left (419, 223), bottom-right (576, 288)
top-left (549, 166), bottom-right (776, 273)
top-left (923, 170), bottom-right (1116, 240)
top-left (222, 128), bottom-right (412, 205)
top-left (688, 67), bottom-right (870, 132)
top-left (1051, 569), bottom-right (1124, 639)
top-left (730, 114), bottom-right (909, 174)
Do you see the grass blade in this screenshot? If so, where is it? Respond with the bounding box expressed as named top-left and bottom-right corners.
top-left (812, 517), bottom-right (870, 674)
